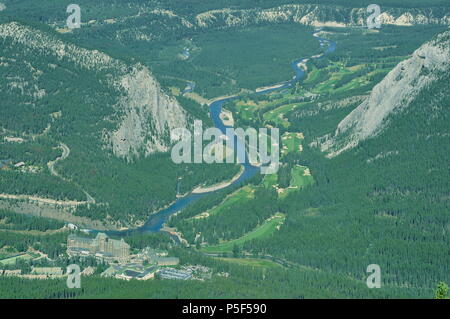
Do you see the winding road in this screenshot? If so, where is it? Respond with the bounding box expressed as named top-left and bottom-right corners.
top-left (0, 143), bottom-right (94, 206)
top-left (47, 142), bottom-right (96, 204)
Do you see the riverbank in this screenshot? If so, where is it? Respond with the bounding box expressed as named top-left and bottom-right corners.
top-left (219, 108), bottom-right (234, 126)
top-left (192, 165), bottom-right (245, 194)
top-left (255, 82), bottom-right (286, 93)
top-left (83, 30), bottom-right (336, 235)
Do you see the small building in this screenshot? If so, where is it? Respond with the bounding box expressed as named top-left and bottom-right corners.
top-left (115, 272), bottom-right (133, 281)
top-left (101, 264), bottom-right (157, 281)
top-left (140, 248), bottom-right (179, 266)
top-left (118, 270), bottom-right (141, 281)
top-left (142, 247), bottom-right (168, 257)
top-left (31, 267), bottom-right (64, 277)
top-left (1, 269), bottom-right (22, 276)
top-left (157, 268), bottom-right (192, 280)
top-left (66, 223), bottom-right (78, 230)
top-left (182, 48), bottom-right (190, 59)
top-left (136, 266), bottom-right (158, 280)
top-left (101, 265), bottom-right (122, 278)
top-left (4, 137), bottom-right (24, 143)
top-left (95, 251), bottom-right (114, 259)
top-left (69, 247), bottom-right (91, 256)
top-left (0, 159), bottom-right (12, 170)
top-left (156, 256), bottom-right (180, 266)
top-left (116, 267), bottom-right (157, 281)
top-left (14, 161), bottom-right (25, 168)
top-left (81, 266), bottom-right (95, 276)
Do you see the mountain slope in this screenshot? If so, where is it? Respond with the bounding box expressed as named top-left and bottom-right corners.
top-left (194, 4), bottom-right (450, 29)
top-left (0, 22), bottom-right (189, 161)
top-left (318, 30), bottom-right (450, 157)
top-left (234, 29), bottom-right (449, 291)
top-left (0, 20), bottom-right (242, 227)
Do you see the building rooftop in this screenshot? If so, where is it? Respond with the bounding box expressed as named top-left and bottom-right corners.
top-left (158, 268), bottom-right (192, 280)
top-left (100, 265), bottom-right (122, 277)
top-left (68, 232), bottom-right (130, 259)
top-left (123, 270), bottom-right (141, 278)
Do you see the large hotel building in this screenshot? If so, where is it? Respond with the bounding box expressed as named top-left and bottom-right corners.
top-left (67, 232), bottom-right (130, 261)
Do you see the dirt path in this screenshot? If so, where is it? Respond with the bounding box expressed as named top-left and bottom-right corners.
top-left (0, 193), bottom-right (89, 206)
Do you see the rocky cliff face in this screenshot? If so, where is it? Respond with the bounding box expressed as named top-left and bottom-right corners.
top-left (194, 4), bottom-right (450, 29)
top-left (110, 66), bottom-right (188, 159)
top-left (0, 22), bottom-right (189, 161)
top-left (318, 31), bottom-right (450, 158)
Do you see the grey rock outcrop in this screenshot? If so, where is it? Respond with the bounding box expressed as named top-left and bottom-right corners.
top-left (318, 31), bottom-right (450, 158)
top-left (110, 66), bottom-right (188, 159)
top-left (0, 22), bottom-right (189, 161)
top-left (194, 5), bottom-right (450, 29)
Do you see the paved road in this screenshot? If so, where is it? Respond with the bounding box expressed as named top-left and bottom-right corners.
top-left (47, 143), bottom-right (96, 204)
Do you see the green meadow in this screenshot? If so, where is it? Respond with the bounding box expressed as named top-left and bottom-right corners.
top-left (191, 186), bottom-right (255, 220)
top-left (0, 253), bottom-right (34, 265)
top-left (281, 132), bottom-right (304, 156)
top-left (201, 213), bottom-right (285, 254)
top-left (290, 165), bottom-right (314, 188)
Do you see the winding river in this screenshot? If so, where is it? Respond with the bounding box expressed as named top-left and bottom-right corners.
top-left (101, 32), bottom-right (336, 237)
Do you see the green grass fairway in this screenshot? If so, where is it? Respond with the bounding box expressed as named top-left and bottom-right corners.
top-left (0, 253), bottom-right (33, 265)
top-left (262, 103), bottom-right (299, 128)
top-left (262, 174), bottom-right (278, 188)
top-left (290, 165), bottom-right (314, 188)
top-left (279, 165), bottom-right (314, 198)
top-left (208, 186), bottom-right (254, 216)
top-left (191, 186), bottom-right (255, 220)
top-left (307, 61), bottom-right (395, 96)
top-left (235, 100), bottom-right (259, 121)
top-left (216, 257), bottom-right (281, 268)
top-left (303, 66), bottom-right (328, 85)
top-left (201, 213), bottom-right (285, 254)
top-left (281, 132), bottom-right (304, 155)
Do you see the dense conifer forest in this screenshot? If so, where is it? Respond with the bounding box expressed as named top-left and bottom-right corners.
top-left (0, 0), bottom-right (448, 298)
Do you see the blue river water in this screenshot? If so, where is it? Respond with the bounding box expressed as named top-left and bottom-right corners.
top-left (98, 33), bottom-right (336, 237)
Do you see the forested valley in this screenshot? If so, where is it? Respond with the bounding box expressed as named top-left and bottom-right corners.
top-left (0, 0), bottom-right (448, 299)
